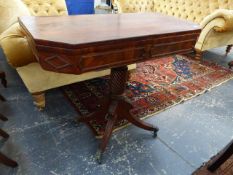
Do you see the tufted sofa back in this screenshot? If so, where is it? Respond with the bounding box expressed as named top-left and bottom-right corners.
top-left (154, 0), bottom-right (216, 24)
top-left (154, 0), bottom-right (233, 24)
top-left (114, 0), bottom-right (155, 13)
top-left (217, 0), bottom-right (233, 9)
top-left (113, 0), bottom-right (233, 24)
top-left (21, 0), bottom-right (68, 16)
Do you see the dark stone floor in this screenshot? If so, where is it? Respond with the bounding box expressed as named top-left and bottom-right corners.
top-left (0, 47), bottom-right (232, 175)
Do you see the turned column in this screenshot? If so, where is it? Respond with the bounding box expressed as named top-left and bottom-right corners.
top-left (110, 66), bottom-right (128, 96)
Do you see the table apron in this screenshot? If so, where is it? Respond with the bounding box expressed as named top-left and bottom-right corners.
top-left (34, 33), bottom-right (199, 74)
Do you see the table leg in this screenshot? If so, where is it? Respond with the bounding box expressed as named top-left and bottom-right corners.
top-left (0, 152), bottom-right (18, 167)
top-left (79, 66), bottom-right (159, 164)
top-left (119, 100), bottom-right (159, 138)
top-left (78, 99), bottom-right (109, 124)
top-left (96, 102), bottom-right (118, 164)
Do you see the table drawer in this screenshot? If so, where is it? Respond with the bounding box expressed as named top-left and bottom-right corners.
top-left (79, 46), bottom-right (145, 72)
top-left (79, 36), bottom-right (197, 72)
top-left (35, 33), bottom-right (199, 74)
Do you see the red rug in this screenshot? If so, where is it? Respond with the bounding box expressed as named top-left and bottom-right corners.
top-left (63, 55), bottom-right (233, 137)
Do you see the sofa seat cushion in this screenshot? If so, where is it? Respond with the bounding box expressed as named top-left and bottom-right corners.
top-left (17, 63), bottom-right (137, 93)
top-left (0, 0), bottom-right (30, 34)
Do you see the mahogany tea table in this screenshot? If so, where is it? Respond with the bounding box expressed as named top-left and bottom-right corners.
top-left (19, 13), bottom-right (201, 163)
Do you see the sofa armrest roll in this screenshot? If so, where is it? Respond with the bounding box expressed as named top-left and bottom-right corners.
top-left (200, 9), bottom-right (233, 32)
top-left (0, 23), bottom-right (36, 68)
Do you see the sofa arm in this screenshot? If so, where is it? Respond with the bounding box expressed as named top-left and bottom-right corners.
top-left (200, 9), bottom-right (233, 32)
top-left (0, 23), bottom-right (36, 68)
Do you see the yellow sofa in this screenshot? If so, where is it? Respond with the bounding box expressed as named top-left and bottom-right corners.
top-left (0, 0), bottom-right (135, 109)
top-left (113, 0), bottom-right (233, 59)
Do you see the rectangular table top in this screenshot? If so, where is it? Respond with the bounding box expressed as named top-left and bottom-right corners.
top-left (19, 13), bottom-right (200, 48)
top-left (19, 13), bottom-right (201, 74)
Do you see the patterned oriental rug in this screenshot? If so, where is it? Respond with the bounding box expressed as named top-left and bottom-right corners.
top-left (63, 55), bottom-right (233, 137)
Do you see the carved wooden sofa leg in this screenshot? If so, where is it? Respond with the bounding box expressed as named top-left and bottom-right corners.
top-left (32, 92), bottom-right (45, 110)
top-left (195, 49), bottom-right (203, 60)
top-left (226, 45), bottom-right (232, 56)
